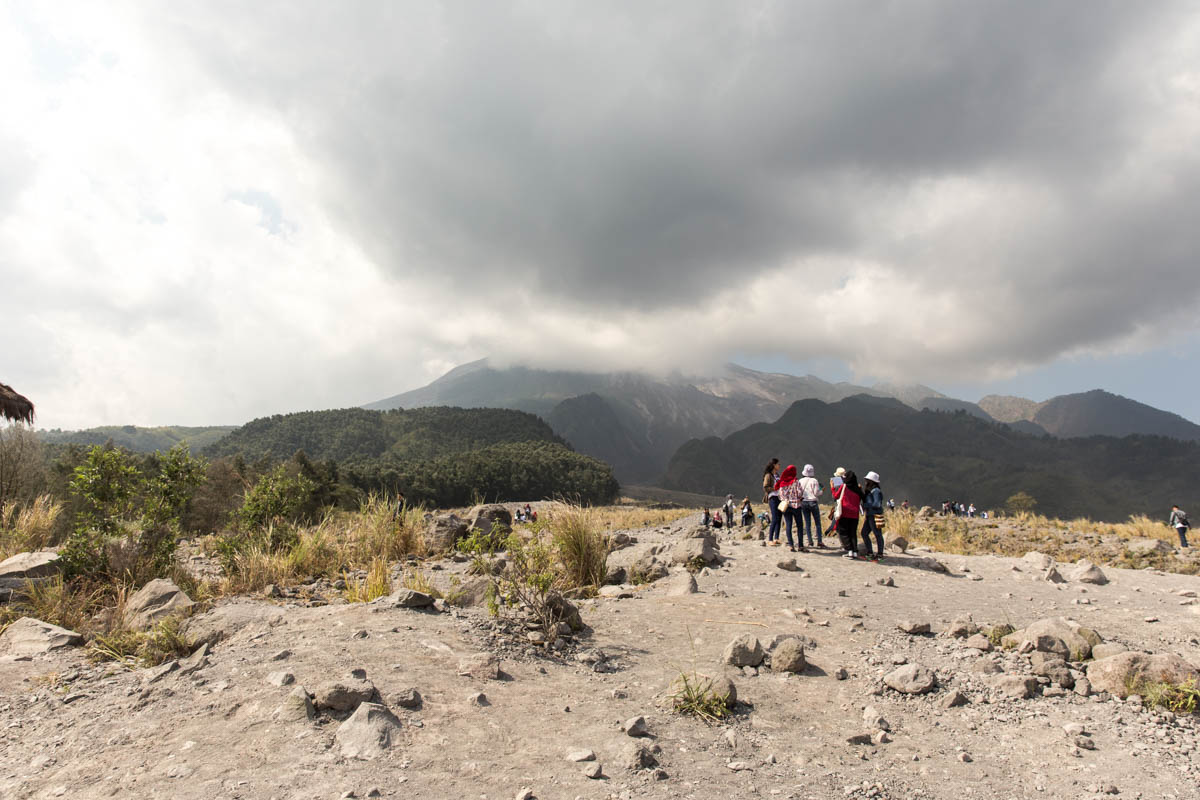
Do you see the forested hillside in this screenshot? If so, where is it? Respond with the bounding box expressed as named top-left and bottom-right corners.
top-left (39, 425), bottom-right (235, 453)
top-left (662, 396), bottom-right (1200, 521)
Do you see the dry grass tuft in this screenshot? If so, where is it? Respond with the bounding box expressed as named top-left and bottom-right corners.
top-left (549, 505), bottom-right (608, 589)
top-left (344, 556), bottom-right (392, 602)
top-left (0, 495), bottom-right (63, 559)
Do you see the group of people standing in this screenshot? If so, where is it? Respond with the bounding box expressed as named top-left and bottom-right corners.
top-left (761, 458), bottom-right (888, 561)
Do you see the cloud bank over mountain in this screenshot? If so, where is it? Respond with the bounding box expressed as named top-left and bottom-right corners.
top-left (3, 2), bottom-right (1200, 426)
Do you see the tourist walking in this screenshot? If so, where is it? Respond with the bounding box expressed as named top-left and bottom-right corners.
top-left (1171, 505), bottom-right (1190, 548)
top-left (798, 464), bottom-right (824, 548)
top-left (723, 494), bottom-right (737, 529)
top-left (777, 464), bottom-right (806, 552)
top-left (763, 458), bottom-right (782, 545)
top-left (860, 470), bottom-right (885, 561)
top-left (740, 497), bottom-right (754, 526)
top-left (833, 469), bottom-right (863, 558)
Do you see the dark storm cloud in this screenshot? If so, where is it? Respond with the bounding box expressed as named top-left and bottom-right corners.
top-left (154, 0), bottom-right (1200, 361)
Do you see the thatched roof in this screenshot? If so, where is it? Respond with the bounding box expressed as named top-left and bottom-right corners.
top-left (0, 383), bottom-right (34, 425)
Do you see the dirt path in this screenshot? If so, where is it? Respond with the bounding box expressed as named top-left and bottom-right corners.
top-left (3, 519), bottom-right (1199, 800)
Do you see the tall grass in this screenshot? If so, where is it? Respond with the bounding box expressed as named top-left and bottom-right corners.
top-left (549, 505), bottom-right (608, 589)
top-left (0, 495), bottom-right (63, 559)
top-left (344, 556), bottom-right (392, 602)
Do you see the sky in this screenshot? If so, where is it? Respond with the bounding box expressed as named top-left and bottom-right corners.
top-left (3, 1), bottom-right (1200, 430)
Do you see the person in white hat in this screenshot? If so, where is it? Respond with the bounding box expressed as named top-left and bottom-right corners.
top-left (860, 471), bottom-right (885, 561)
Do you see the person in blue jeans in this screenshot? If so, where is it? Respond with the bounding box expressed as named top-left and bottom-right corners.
top-left (777, 464), bottom-right (807, 552)
top-left (762, 459), bottom-right (782, 545)
top-left (797, 464), bottom-right (824, 547)
top-left (860, 470), bottom-right (885, 561)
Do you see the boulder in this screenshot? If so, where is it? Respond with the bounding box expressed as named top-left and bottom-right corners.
top-left (1042, 567), bottom-right (1066, 584)
top-left (276, 685), bottom-right (316, 722)
top-left (907, 556), bottom-right (948, 574)
top-left (621, 742), bottom-right (658, 771)
top-left (458, 652), bottom-right (501, 680)
top-left (313, 678), bottom-right (377, 712)
top-left (722, 634), bottom-right (764, 668)
top-left (1086, 652), bottom-right (1200, 698)
top-left (1001, 617), bottom-right (1100, 660)
top-left (888, 536), bottom-right (909, 554)
top-left (1067, 559), bottom-right (1108, 585)
top-left (666, 572), bottom-right (698, 596)
top-left (0, 617), bottom-right (82, 657)
top-left (991, 675), bottom-right (1039, 699)
top-left (389, 588), bottom-right (435, 609)
top-left (1023, 552), bottom-right (1055, 571)
top-left (964, 634), bottom-right (992, 652)
top-left (123, 579), bottom-right (194, 631)
top-left (448, 576), bottom-right (491, 608)
top-left (467, 504), bottom-right (513, 537)
top-left (884, 663), bottom-right (936, 694)
top-left (631, 552), bottom-right (669, 584)
top-left (1031, 634), bottom-right (1071, 659)
top-left (705, 675), bottom-right (737, 708)
top-left (1090, 643), bottom-right (1129, 661)
top-left (944, 615), bottom-right (979, 638)
top-left (608, 532), bottom-right (634, 552)
top-left (603, 565), bottom-right (628, 586)
top-left (424, 513), bottom-right (470, 552)
top-left (1125, 537), bottom-right (1172, 556)
top-left (776, 558), bottom-right (800, 572)
top-left (671, 535), bottom-right (719, 567)
top-left (335, 702), bottom-right (402, 759)
top-left (0, 551), bottom-right (61, 586)
top-left (897, 620), bottom-right (931, 635)
top-left (771, 639), bottom-right (807, 673)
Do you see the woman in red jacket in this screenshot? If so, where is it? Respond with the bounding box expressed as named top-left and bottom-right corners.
top-left (833, 469), bottom-right (863, 559)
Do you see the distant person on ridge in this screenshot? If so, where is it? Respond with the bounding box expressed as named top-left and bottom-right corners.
top-left (777, 464), bottom-right (806, 552)
top-left (1171, 505), bottom-right (1190, 548)
top-left (740, 497), bottom-right (753, 526)
top-left (833, 469), bottom-right (863, 559)
top-left (763, 459), bottom-right (782, 546)
top-left (860, 470), bottom-right (885, 562)
top-left (798, 464), bottom-right (824, 548)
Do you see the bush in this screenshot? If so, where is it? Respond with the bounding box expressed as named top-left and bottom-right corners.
top-left (489, 531), bottom-right (570, 640)
top-left (235, 465), bottom-right (315, 532)
top-left (1131, 678), bottom-right (1200, 714)
top-left (90, 615), bottom-right (195, 668)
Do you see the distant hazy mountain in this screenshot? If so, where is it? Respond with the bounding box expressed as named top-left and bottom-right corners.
top-left (39, 425), bottom-right (236, 453)
top-left (662, 396), bottom-right (1200, 521)
top-left (366, 360), bottom-right (915, 482)
top-left (1031, 390), bottom-right (1200, 441)
top-left (918, 397), bottom-right (995, 421)
top-left (978, 395), bottom-right (1045, 423)
top-left (873, 381), bottom-right (947, 408)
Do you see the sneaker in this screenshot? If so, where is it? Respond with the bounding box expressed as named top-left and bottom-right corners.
top-left (842, 551), bottom-right (856, 559)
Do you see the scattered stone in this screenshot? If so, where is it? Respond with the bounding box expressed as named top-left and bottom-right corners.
top-left (1125, 537), bottom-right (1171, 556)
top-left (514, 790), bottom-right (534, 800)
top-left (622, 716), bottom-right (649, 737)
top-left (884, 663), bottom-right (937, 694)
top-left (991, 675), bottom-right (1039, 699)
top-left (671, 534), bottom-right (720, 567)
top-left (1067, 559), bottom-right (1108, 586)
top-left (964, 634), bottom-right (992, 651)
top-left (632, 552), bottom-right (670, 584)
top-left (1091, 643), bottom-right (1128, 660)
top-left (581, 762), bottom-right (603, 779)
top-left (722, 634), bottom-right (765, 667)
top-left (277, 685), bottom-right (316, 722)
top-left (776, 558), bottom-right (800, 572)
top-left (314, 678), bottom-right (377, 712)
top-left (603, 565), bottom-right (628, 585)
top-left (0, 550), bottom-right (61, 583)
top-left (0, 617), bottom-right (83, 657)
top-left (877, 576), bottom-right (895, 587)
top-left (958, 752), bottom-right (973, 763)
top-left (566, 749), bottom-right (596, 762)
top-left (1042, 567), bottom-right (1066, 584)
top-left (177, 642), bottom-right (209, 676)
top-left (143, 660), bottom-right (179, 684)
top-left (393, 687), bottom-right (421, 709)
top-left (944, 615), bottom-right (979, 638)
top-left (898, 620), bottom-right (931, 635)
top-left (836, 606), bottom-right (864, 619)
top-left (467, 692), bottom-right (489, 706)
top-left (458, 653), bottom-right (501, 680)
top-left (622, 742), bottom-right (658, 771)
top-left (389, 588), bottom-right (436, 609)
top-left (727, 760), bottom-right (753, 771)
top-left (704, 674), bottom-right (738, 708)
top-left (1002, 617), bottom-right (1101, 660)
top-left (941, 690), bottom-right (970, 708)
top-left (335, 703), bottom-right (402, 759)
top-left (846, 733), bottom-right (873, 745)
top-left (834, 667), bottom-right (849, 680)
top-left (862, 705), bottom-right (890, 731)
top-left (267, 670), bottom-right (295, 687)
top-left (667, 572), bottom-right (699, 596)
top-left (889, 536), bottom-right (909, 554)
top-left (771, 638), bottom-right (807, 673)
top-left (1023, 552), bottom-right (1056, 570)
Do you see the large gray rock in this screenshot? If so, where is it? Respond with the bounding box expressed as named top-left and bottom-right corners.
top-left (0, 551), bottom-right (61, 584)
top-left (888, 536), bottom-right (909, 554)
top-left (424, 513), bottom-right (470, 552)
top-left (0, 617), bottom-right (82, 657)
top-left (1067, 559), bottom-right (1108, 585)
top-left (458, 652), bottom-right (501, 680)
top-left (722, 634), bottom-right (764, 667)
top-left (1023, 552), bottom-right (1056, 571)
top-left (771, 639), bottom-right (807, 673)
top-left (276, 685), bottom-right (316, 722)
top-left (671, 535), bottom-right (719, 567)
top-left (1086, 652), bottom-right (1200, 698)
top-left (884, 663), bottom-right (936, 694)
top-left (335, 702), bottom-right (402, 759)
top-left (389, 588), bottom-right (435, 608)
top-left (666, 572), bottom-right (698, 596)
top-left (467, 504), bottom-right (513, 537)
top-left (313, 678), bottom-right (377, 712)
top-left (631, 552), bottom-right (669, 584)
top-left (1002, 617), bottom-right (1101, 661)
top-left (1125, 537), bottom-right (1172, 556)
top-left (123, 579), bottom-right (194, 631)
top-left (991, 674), bottom-right (1039, 699)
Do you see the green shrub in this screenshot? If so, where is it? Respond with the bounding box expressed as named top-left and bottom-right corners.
top-left (235, 465), bottom-right (315, 532)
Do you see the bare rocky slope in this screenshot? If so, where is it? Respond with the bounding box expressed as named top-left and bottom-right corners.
top-left (3, 517), bottom-right (1200, 800)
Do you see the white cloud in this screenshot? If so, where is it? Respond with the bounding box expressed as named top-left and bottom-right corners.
top-left (3, 2), bottom-right (1200, 429)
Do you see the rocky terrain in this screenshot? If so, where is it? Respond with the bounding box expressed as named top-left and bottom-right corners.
top-left (3, 514), bottom-right (1200, 800)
